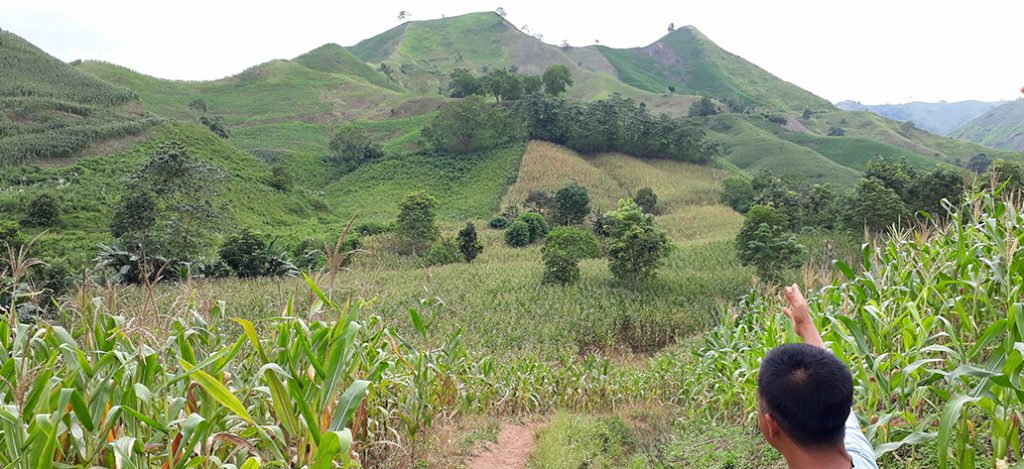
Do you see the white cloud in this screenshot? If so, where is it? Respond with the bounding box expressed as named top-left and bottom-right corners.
top-left (2, 0), bottom-right (1021, 103)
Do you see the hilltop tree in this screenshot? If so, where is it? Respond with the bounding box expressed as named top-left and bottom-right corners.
top-left (110, 141), bottom-right (225, 259)
top-left (397, 191), bottom-right (439, 253)
top-left (495, 7), bottom-right (507, 17)
top-left (447, 68), bottom-right (483, 97)
top-left (397, 11), bottom-right (410, 21)
top-left (457, 222), bottom-right (483, 262)
top-left (689, 97), bottom-right (719, 117)
top-left (554, 182), bottom-right (590, 225)
top-left (327, 124), bottom-right (384, 167)
top-left (736, 205), bottom-right (804, 284)
top-left (541, 64), bottom-right (573, 97)
top-left (668, 23), bottom-right (676, 32)
top-left (605, 198), bottom-right (673, 285)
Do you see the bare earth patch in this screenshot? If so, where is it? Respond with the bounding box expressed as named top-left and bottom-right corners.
top-left (466, 419), bottom-right (547, 469)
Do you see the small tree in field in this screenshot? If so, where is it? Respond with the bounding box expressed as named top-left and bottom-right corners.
top-left (328, 124), bottom-right (384, 166)
top-left (458, 222), bottom-right (483, 262)
top-left (554, 182), bottom-right (590, 225)
top-left (634, 187), bottom-right (657, 214)
top-left (504, 221), bottom-right (532, 247)
top-left (605, 199), bottom-right (673, 285)
top-left (541, 247), bottom-right (579, 285)
top-left (397, 191), bottom-right (439, 253)
top-left (736, 204), bottom-right (804, 283)
top-left (542, 64), bottom-right (573, 97)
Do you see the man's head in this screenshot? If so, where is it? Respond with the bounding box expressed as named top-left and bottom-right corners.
top-left (757, 343), bottom-right (853, 450)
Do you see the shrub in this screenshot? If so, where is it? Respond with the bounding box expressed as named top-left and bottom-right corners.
top-left (396, 191), bottom-right (439, 253)
top-left (488, 216), bottom-right (510, 229)
top-left (541, 247), bottom-right (579, 285)
top-left (457, 222), bottom-right (483, 262)
top-left (827, 126), bottom-right (845, 137)
top-left (24, 193), bottom-right (60, 227)
top-left (554, 182), bottom-right (590, 225)
top-left (689, 97), bottom-right (719, 117)
top-left (327, 124), bottom-right (384, 168)
top-left (355, 221), bottom-right (395, 237)
top-left (421, 236), bottom-right (463, 267)
top-left (544, 227), bottom-right (602, 260)
top-left (604, 199), bottom-right (673, 285)
top-left (0, 220), bottom-right (24, 248)
top-left (218, 229), bottom-right (272, 278)
top-left (634, 187), bottom-right (657, 214)
top-left (504, 221), bottom-right (532, 247)
top-left (268, 165), bottom-right (293, 192)
top-left (517, 212), bottom-right (550, 242)
top-left (721, 177), bottom-right (755, 213)
top-left (844, 178), bottom-right (907, 232)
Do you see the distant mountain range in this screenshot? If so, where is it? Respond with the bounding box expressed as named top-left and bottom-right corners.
top-left (836, 100), bottom-right (1006, 135)
top-left (950, 99), bottom-right (1024, 151)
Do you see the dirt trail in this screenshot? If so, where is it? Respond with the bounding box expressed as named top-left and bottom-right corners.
top-left (466, 420), bottom-right (546, 469)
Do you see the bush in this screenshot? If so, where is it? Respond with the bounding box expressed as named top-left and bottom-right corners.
top-left (544, 227), bottom-right (602, 260)
top-left (517, 212), bottom-right (550, 242)
top-left (328, 124), bottom-right (384, 164)
top-left (218, 229), bottom-right (298, 278)
top-left (355, 221), bottom-right (396, 237)
top-left (634, 187), bottom-right (657, 214)
top-left (24, 193), bottom-right (60, 227)
top-left (554, 182), bottom-right (590, 225)
top-left (421, 236), bottom-right (463, 267)
top-left (541, 247), bottom-right (579, 285)
top-left (504, 221), bottom-right (532, 247)
top-left (457, 222), bottom-right (483, 262)
top-left (721, 177), bottom-right (754, 213)
top-left (488, 216), bottom-right (510, 229)
top-left (827, 126), bottom-right (845, 137)
top-left (397, 191), bottom-right (439, 253)
top-left (736, 205), bottom-right (804, 283)
top-left (604, 199), bottom-right (673, 285)
top-left (268, 165), bottom-right (293, 192)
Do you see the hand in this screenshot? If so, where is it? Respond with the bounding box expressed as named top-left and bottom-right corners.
top-left (782, 284), bottom-right (824, 348)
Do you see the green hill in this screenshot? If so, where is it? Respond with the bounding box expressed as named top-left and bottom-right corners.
top-left (293, 43), bottom-right (399, 91)
top-left (348, 12), bottom-right (699, 112)
top-left (950, 99), bottom-right (1024, 151)
top-left (0, 28), bottom-right (161, 165)
top-left (594, 26), bottom-right (834, 113)
top-left (835, 99), bottom-right (1005, 135)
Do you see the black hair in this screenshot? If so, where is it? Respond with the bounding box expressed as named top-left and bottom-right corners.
top-left (758, 343), bottom-right (853, 448)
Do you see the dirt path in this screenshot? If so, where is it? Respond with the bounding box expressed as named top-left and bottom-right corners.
top-left (466, 420), bottom-right (546, 469)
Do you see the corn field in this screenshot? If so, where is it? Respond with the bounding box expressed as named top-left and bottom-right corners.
top-left (682, 192), bottom-right (1024, 468)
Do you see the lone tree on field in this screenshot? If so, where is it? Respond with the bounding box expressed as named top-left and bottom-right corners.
top-left (554, 182), bottom-right (590, 225)
top-left (328, 124), bottom-right (384, 166)
top-left (634, 187), bottom-right (657, 214)
top-left (495, 7), bottom-right (507, 17)
top-left (24, 193), bottom-right (60, 227)
top-left (605, 198), bottom-right (673, 285)
top-left (397, 11), bottom-right (410, 21)
top-left (458, 222), bottom-right (483, 262)
top-left (542, 64), bottom-right (574, 97)
top-left (668, 23), bottom-right (676, 32)
top-left (396, 191), bottom-right (439, 253)
top-left (736, 204), bottom-right (804, 284)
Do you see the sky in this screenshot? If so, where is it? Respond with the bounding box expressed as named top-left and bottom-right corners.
top-left (2, 0), bottom-right (1022, 104)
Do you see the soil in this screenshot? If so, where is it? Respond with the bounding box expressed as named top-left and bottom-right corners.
top-left (465, 420), bottom-right (546, 469)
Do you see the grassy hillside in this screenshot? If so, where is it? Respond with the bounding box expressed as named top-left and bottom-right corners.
top-left (835, 99), bottom-right (1005, 135)
top-left (802, 109), bottom-right (1017, 164)
top-left (293, 43), bottom-right (398, 90)
top-left (595, 26), bottom-right (834, 113)
top-left (348, 12), bottom-right (700, 114)
top-left (950, 99), bottom-right (1024, 151)
top-left (0, 123), bottom-right (341, 266)
top-left (0, 28), bottom-right (160, 165)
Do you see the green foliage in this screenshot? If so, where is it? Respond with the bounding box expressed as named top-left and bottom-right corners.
top-left (327, 124), bottom-right (384, 168)
top-left (544, 227), bottom-right (603, 260)
top-left (268, 165), bottom-right (293, 191)
top-left (0, 220), bottom-right (24, 247)
top-left (355, 221), bottom-right (396, 237)
top-left (199, 115), bottom-right (229, 138)
top-left (517, 212), bottom-right (550, 242)
top-left (987, 159), bottom-right (1024, 193)
top-left (421, 96), bottom-right (526, 153)
top-left (541, 64), bottom-right (573, 97)
top-left (735, 205), bottom-right (804, 283)
top-left (541, 247), bottom-right (580, 286)
top-left (845, 177), bottom-right (907, 232)
top-left (721, 177), bottom-right (755, 213)
top-left (421, 236), bottom-right (463, 267)
top-left (219, 229), bottom-right (298, 278)
top-left (23, 192), bottom-right (60, 227)
top-left (906, 167), bottom-right (963, 217)
top-left (634, 187), bottom-right (657, 214)
top-left (457, 222), bottom-right (483, 262)
top-left (396, 191), bottom-right (439, 252)
top-left (798, 184), bottom-right (838, 230)
top-left (488, 216), bottom-right (509, 229)
top-left (827, 126), bottom-right (846, 137)
top-left (447, 68), bottom-right (483, 97)
top-left (604, 199), bottom-right (673, 285)
top-left (554, 182), bottom-right (590, 225)
top-left (480, 68), bottom-right (523, 103)
top-left (689, 96), bottom-right (719, 117)
top-left (110, 141), bottom-right (225, 259)
top-left (188, 98), bottom-right (207, 113)
top-left (503, 220), bottom-right (532, 247)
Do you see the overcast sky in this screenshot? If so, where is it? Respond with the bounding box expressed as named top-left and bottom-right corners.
top-left (2, 0), bottom-right (1022, 104)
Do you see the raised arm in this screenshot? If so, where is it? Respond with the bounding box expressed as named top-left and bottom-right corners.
top-left (782, 284), bottom-right (825, 349)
